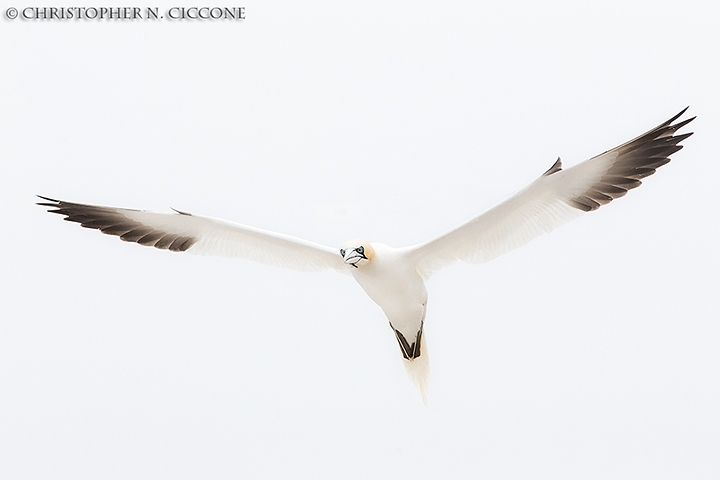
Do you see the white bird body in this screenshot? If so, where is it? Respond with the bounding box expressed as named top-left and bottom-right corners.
top-left (348, 243), bottom-right (431, 399)
top-left (351, 244), bottom-right (426, 338)
top-left (39, 109), bottom-right (694, 402)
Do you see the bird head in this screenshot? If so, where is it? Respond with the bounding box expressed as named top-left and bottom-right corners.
top-left (339, 240), bottom-right (374, 268)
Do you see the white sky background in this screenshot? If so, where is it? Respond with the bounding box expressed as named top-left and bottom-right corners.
top-left (1, 1), bottom-right (719, 478)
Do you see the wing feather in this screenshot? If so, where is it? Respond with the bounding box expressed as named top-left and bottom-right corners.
top-left (38, 197), bottom-right (347, 273)
top-left (409, 108), bottom-right (694, 279)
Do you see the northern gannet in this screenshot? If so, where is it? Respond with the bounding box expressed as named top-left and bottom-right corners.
top-left (39, 109), bottom-right (694, 402)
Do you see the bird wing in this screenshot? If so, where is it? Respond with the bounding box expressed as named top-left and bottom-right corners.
top-left (38, 197), bottom-right (348, 274)
top-left (408, 108), bottom-right (694, 280)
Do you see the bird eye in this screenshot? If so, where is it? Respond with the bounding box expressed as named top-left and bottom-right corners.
top-left (340, 249), bottom-right (345, 257)
top-left (357, 246), bottom-right (364, 254)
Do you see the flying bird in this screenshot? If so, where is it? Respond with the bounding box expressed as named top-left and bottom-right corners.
top-left (39, 108), bottom-right (694, 402)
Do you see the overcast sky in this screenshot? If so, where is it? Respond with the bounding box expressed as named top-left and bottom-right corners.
top-left (1, 1), bottom-right (719, 479)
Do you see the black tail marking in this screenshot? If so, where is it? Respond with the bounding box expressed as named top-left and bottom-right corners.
top-left (393, 326), bottom-right (423, 360)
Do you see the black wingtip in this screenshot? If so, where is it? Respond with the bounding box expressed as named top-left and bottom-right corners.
top-left (672, 116), bottom-right (696, 132)
top-left (36, 195), bottom-right (61, 208)
top-left (667, 106), bottom-right (690, 125)
top-left (36, 194), bottom-right (59, 202)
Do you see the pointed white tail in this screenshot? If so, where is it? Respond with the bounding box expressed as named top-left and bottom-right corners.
top-left (403, 335), bottom-right (429, 405)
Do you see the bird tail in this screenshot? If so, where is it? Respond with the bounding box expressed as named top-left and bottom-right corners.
top-left (403, 335), bottom-right (429, 405)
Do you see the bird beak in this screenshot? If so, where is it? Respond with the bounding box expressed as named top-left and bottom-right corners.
top-left (343, 250), bottom-right (363, 265)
